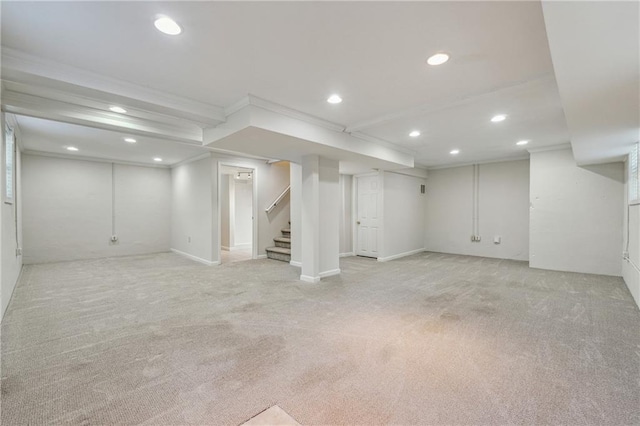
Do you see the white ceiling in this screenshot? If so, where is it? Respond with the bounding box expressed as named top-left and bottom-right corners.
top-left (541, 1), bottom-right (640, 165)
top-left (1, 1), bottom-right (632, 168)
top-left (15, 115), bottom-right (207, 166)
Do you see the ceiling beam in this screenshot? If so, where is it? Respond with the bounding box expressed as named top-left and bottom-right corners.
top-left (2, 90), bottom-right (204, 144)
top-left (2, 47), bottom-right (227, 124)
top-left (345, 73), bottom-right (556, 133)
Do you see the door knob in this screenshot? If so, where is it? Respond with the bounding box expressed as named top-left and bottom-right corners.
top-left (357, 221), bottom-right (361, 225)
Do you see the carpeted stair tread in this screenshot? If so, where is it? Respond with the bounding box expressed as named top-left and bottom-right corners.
top-left (274, 237), bottom-right (291, 243)
top-left (265, 247), bottom-right (291, 255)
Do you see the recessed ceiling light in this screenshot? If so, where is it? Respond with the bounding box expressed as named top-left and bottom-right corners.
top-left (427, 53), bottom-right (449, 66)
top-left (491, 114), bottom-right (507, 123)
top-left (66, 146), bottom-right (79, 152)
top-left (450, 149), bottom-right (460, 155)
top-left (109, 106), bottom-right (127, 114)
top-left (409, 130), bottom-right (421, 137)
top-left (124, 138), bottom-right (137, 143)
top-left (153, 157), bottom-right (163, 162)
top-left (516, 140), bottom-right (529, 146)
top-left (154, 16), bottom-right (182, 35)
top-left (327, 94), bottom-right (342, 104)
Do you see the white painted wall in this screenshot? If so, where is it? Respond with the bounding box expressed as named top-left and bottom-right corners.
top-left (171, 155), bottom-right (215, 264)
top-left (290, 162), bottom-right (302, 265)
top-left (220, 174), bottom-right (231, 249)
top-left (339, 174), bottom-right (353, 256)
top-left (1, 113), bottom-right (23, 319)
top-left (234, 179), bottom-right (253, 247)
top-left (380, 171), bottom-right (426, 261)
top-left (623, 156), bottom-right (640, 308)
top-left (425, 160), bottom-right (530, 261)
top-left (530, 148), bottom-right (623, 276)
top-left (319, 157), bottom-right (340, 275)
top-left (22, 154), bottom-right (170, 264)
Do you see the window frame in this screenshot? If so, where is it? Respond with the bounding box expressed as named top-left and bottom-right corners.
top-left (4, 123), bottom-right (15, 205)
top-left (629, 142), bottom-right (640, 206)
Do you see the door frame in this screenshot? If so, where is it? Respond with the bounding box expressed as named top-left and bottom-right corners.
top-left (352, 171), bottom-right (383, 259)
top-left (217, 161), bottom-right (258, 263)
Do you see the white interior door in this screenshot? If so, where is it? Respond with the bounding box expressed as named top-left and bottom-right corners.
top-left (356, 175), bottom-right (380, 258)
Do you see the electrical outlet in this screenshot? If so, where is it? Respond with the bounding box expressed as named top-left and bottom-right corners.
top-left (471, 235), bottom-right (476, 242)
top-left (476, 235), bottom-right (481, 242)
top-left (111, 235), bottom-right (118, 242)
top-left (15, 247), bottom-right (22, 256)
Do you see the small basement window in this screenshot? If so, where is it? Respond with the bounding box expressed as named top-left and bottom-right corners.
top-left (630, 142), bottom-right (639, 204)
top-left (4, 124), bottom-right (14, 204)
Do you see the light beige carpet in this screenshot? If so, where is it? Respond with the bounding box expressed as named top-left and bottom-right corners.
top-left (1, 252), bottom-right (639, 424)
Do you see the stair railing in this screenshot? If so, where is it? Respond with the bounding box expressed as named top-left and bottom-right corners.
top-left (265, 185), bottom-right (290, 213)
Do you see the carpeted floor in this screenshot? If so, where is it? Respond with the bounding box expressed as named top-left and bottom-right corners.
top-left (1, 252), bottom-right (639, 425)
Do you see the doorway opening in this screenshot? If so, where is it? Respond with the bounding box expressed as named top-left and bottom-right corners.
top-left (219, 165), bottom-right (256, 264)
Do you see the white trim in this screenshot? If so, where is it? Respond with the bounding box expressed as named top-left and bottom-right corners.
top-left (2, 47), bottom-right (226, 123)
top-left (319, 268), bottom-right (341, 278)
top-left (171, 248), bottom-right (218, 266)
top-left (386, 167), bottom-right (429, 179)
top-left (527, 143), bottom-right (572, 154)
top-left (300, 274), bottom-right (320, 283)
top-left (172, 152), bottom-right (212, 168)
top-left (289, 260), bottom-right (302, 267)
top-left (224, 96), bottom-right (252, 117)
top-left (345, 73), bottom-right (555, 133)
top-left (21, 150), bottom-right (170, 168)
top-left (339, 252), bottom-right (355, 258)
top-left (257, 254), bottom-right (268, 259)
top-left (230, 243), bottom-right (252, 250)
top-left (2, 90), bottom-right (204, 144)
top-left (248, 94), bottom-right (346, 132)
top-left (377, 248), bottom-right (425, 263)
top-left (349, 131), bottom-right (417, 156)
top-left (427, 155), bottom-right (530, 171)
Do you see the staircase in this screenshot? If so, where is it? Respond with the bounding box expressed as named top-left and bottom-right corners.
top-left (266, 227), bottom-right (291, 262)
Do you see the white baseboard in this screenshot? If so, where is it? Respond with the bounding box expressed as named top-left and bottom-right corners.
top-left (377, 248), bottom-right (425, 262)
top-left (339, 252), bottom-right (355, 258)
top-left (319, 268), bottom-right (341, 278)
top-left (171, 248), bottom-right (218, 266)
top-left (300, 274), bottom-right (320, 283)
top-left (289, 260), bottom-right (302, 267)
top-left (257, 254), bottom-right (268, 259)
top-left (230, 243), bottom-right (252, 251)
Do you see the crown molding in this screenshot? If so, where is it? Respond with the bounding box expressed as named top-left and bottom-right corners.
top-left (1, 47), bottom-right (226, 124)
top-left (224, 94), bottom-right (346, 133)
top-left (2, 90), bottom-right (204, 144)
top-left (426, 154), bottom-right (530, 170)
top-left (349, 131), bottom-right (417, 156)
top-left (527, 142), bottom-right (572, 154)
top-left (345, 73), bottom-right (556, 133)
top-left (171, 152), bottom-right (212, 168)
top-left (21, 149), bottom-right (171, 169)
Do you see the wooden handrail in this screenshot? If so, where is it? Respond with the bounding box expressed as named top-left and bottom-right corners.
top-left (265, 185), bottom-right (290, 213)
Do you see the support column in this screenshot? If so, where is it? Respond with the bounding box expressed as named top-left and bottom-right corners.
top-left (300, 155), bottom-right (340, 283)
top-left (289, 162), bottom-right (302, 267)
